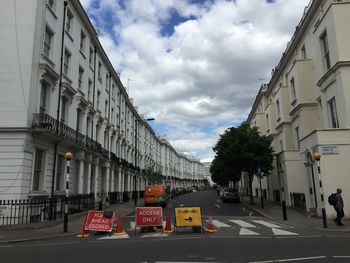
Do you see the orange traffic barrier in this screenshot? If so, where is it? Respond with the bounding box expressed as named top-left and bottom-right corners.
top-left (205, 211), bottom-right (217, 233)
top-left (164, 209), bottom-right (173, 233)
top-left (77, 214), bottom-right (89, 238)
top-left (114, 212), bottom-right (126, 236)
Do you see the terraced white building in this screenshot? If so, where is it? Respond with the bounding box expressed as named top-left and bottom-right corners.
top-left (244, 0), bottom-right (350, 218)
top-left (0, 0), bottom-right (204, 202)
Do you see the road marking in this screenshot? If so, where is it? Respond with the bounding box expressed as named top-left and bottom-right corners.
top-left (252, 220), bottom-right (281, 228)
top-left (215, 204), bottom-right (221, 208)
top-left (229, 219), bottom-right (256, 228)
top-left (0, 245), bottom-right (13, 248)
top-left (211, 219), bottom-right (231, 228)
top-left (98, 234), bottom-right (130, 240)
top-left (239, 227), bottom-right (260, 235)
top-left (272, 228), bottom-right (298, 236)
top-left (130, 221), bottom-right (135, 229)
top-left (249, 256), bottom-right (326, 262)
top-left (18, 241), bottom-right (80, 248)
top-left (332, 256), bottom-right (350, 258)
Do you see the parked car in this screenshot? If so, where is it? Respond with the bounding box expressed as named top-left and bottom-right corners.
top-left (144, 185), bottom-right (167, 207)
top-left (220, 188), bottom-right (240, 203)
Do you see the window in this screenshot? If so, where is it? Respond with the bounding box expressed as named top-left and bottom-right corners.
top-left (104, 130), bottom-right (108, 148)
top-left (86, 117), bottom-right (91, 136)
top-left (89, 47), bottom-right (94, 67)
top-left (106, 74), bottom-right (109, 89)
top-left (78, 66), bottom-right (84, 89)
top-left (320, 31), bottom-right (331, 70)
top-left (301, 45), bottom-right (306, 59)
top-left (276, 100), bottom-right (281, 119)
top-left (96, 124), bottom-right (100, 142)
top-left (328, 97), bottom-right (339, 128)
top-left (111, 108), bottom-right (115, 123)
top-left (66, 9), bottom-right (73, 34)
top-left (266, 114), bottom-right (270, 131)
top-left (279, 140), bottom-right (283, 151)
top-left (112, 84), bottom-right (116, 98)
top-left (40, 83), bottom-right (48, 114)
top-left (56, 155), bottom-right (64, 191)
top-left (44, 27), bottom-right (53, 57)
top-left (33, 149), bottom-right (44, 191)
top-left (76, 109), bottom-right (82, 132)
top-left (290, 77), bottom-right (296, 101)
top-left (295, 127), bottom-right (300, 149)
top-left (98, 62), bottom-right (102, 79)
top-left (88, 79), bottom-right (92, 100)
top-left (63, 49), bottom-right (71, 76)
top-left (105, 100), bottom-right (108, 116)
top-left (97, 90), bottom-right (101, 109)
top-left (61, 97), bottom-right (68, 123)
top-left (80, 30), bottom-right (86, 53)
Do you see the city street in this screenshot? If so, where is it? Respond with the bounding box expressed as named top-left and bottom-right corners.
top-left (1, 190), bottom-right (350, 263)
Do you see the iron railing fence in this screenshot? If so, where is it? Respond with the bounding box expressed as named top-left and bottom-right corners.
top-left (0, 192), bottom-right (127, 226)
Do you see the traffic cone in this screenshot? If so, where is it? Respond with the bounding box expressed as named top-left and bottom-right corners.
top-left (205, 211), bottom-right (217, 233)
top-left (77, 214), bottom-right (89, 238)
top-left (164, 209), bottom-right (173, 233)
top-left (114, 212), bottom-right (126, 236)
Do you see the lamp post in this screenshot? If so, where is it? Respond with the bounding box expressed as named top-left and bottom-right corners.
top-left (63, 151), bottom-right (73, 232)
top-left (134, 118), bottom-right (154, 207)
top-left (314, 152), bottom-right (327, 228)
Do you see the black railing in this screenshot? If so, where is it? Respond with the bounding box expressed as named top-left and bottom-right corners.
top-left (0, 194), bottom-right (94, 226)
top-left (33, 113), bottom-right (110, 158)
top-left (291, 192), bottom-right (306, 210)
top-left (101, 147), bottom-right (110, 159)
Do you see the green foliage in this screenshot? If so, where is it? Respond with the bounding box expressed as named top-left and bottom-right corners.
top-left (211, 122), bottom-right (274, 185)
top-left (143, 167), bottom-right (164, 185)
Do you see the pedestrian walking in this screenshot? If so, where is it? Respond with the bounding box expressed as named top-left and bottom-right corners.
top-left (334, 188), bottom-right (345, 226)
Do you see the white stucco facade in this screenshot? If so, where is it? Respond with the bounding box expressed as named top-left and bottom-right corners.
top-left (244, 0), bottom-right (350, 218)
top-left (0, 0), bottom-right (204, 201)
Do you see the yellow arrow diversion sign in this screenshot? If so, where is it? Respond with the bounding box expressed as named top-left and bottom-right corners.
top-left (175, 207), bottom-right (203, 227)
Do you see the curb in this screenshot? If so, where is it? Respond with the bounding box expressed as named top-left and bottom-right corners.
top-left (0, 233), bottom-right (75, 244)
top-left (241, 201), bottom-right (276, 221)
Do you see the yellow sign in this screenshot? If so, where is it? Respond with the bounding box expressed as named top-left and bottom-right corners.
top-left (175, 207), bottom-right (203, 227)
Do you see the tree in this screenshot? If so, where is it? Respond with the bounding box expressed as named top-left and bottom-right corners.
top-left (211, 122), bottom-right (274, 204)
top-left (143, 168), bottom-right (164, 185)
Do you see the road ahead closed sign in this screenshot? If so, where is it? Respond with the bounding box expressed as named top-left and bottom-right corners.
top-left (84, 210), bottom-right (115, 232)
top-left (175, 207), bottom-right (202, 227)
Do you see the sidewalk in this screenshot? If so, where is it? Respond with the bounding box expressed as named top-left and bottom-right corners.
top-left (0, 199), bottom-right (142, 243)
top-left (242, 196), bottom-right (350, 231)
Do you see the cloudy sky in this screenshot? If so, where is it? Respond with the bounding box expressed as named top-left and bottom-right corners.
top-left (80, 0), bottom-right (310, 159)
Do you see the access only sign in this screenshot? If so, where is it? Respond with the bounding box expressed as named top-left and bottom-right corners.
top-left (135, 207), bottom-right (163, 227)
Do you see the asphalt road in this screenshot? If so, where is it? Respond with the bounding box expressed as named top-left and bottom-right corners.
top-left (1, 190), bottom-right (350, 263)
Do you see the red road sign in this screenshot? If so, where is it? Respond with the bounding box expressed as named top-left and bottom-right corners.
top-left (135, 207), bottom-right (163, 227)
top-left (84, 210), bottom-right (115, 232)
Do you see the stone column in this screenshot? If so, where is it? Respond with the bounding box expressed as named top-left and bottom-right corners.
top-left (93, 159), bottom-right (100, 198)
top-left (110, 166), bottom-right (115, 192)
top-left (86, 161), bottom-right (92, 194)
top-left (78, 160), bottom-right (84, 194)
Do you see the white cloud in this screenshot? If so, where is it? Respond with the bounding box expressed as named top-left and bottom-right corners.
top-left (84, 0), bottom-right (310, 158)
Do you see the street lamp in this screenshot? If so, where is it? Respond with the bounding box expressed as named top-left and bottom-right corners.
top-left (63, 151), bottom-right (73, 232)
top-left (134, 117), bottom-right (155, 207)
top-left (313, 152), bottom-right (327, 228)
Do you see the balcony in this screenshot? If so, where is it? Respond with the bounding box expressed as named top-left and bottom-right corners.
top-left (32, 113), bottom-right (85, 147)
top-left (32, 113), bottom-right (109, 159)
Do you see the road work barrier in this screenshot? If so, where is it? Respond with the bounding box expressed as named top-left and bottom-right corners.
top-left (135, 207), bottom-right (163, 235)
top-left (174, 206), bottom-right (203, 233)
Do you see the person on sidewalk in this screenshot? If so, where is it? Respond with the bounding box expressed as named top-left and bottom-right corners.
top-left (334, 188), bottom-right (345, 226)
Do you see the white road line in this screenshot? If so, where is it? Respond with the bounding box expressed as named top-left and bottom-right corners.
top-left (239, 228), bottom-right (260, 236)
top-left (98, 234), bottom-right (130, 240)
top-left (272, 228), bottom-right (298, 236)
top-left (332, 256), bottom-right (350, 258)
top-left (211, 219), bottom-right (231, 228)
top-left (0, 245), bottom-right (13, 248)
top-left (18, 241), bottom-right (80, 248)
top-left (130, 221), bottom-right (135, 229)
top-left (229, 219), bottom-right (256, 228)
top-left (252, 220), bottom-right (281, 228)
top-left (249, 256), bottom-right (326, 262)
top-left (215, 204), bottom-right (221, 208)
